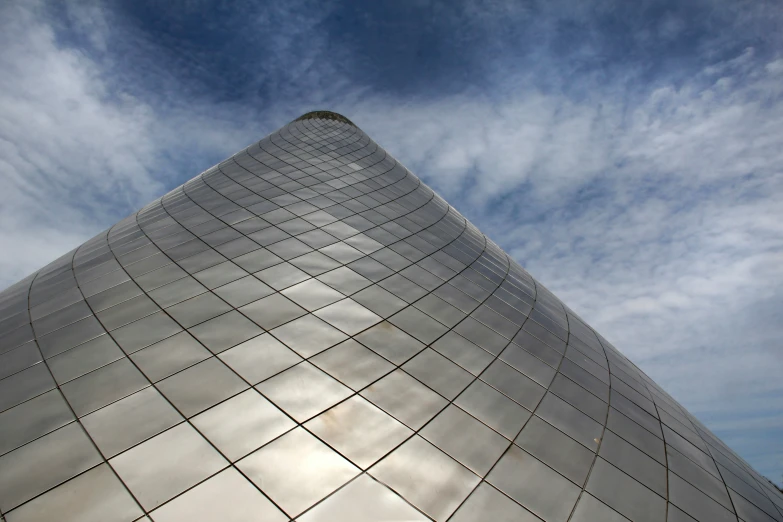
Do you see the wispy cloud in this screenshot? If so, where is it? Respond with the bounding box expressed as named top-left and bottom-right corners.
top-left (351, 47), bottom-right (783, 478)
top-left (1, 0), bottom-right (781, 482)
top-left (0, 2), bottom-right (268, 284)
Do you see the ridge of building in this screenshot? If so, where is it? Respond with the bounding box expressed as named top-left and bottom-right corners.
top-left (294, 110), bottom-right (355, 126)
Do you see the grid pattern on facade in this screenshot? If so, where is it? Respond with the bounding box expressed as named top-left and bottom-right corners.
top-left (0, 113), bottom-right (782, 522)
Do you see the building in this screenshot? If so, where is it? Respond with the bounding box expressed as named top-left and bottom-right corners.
top-left (0, 111), bottom-right (781, 521)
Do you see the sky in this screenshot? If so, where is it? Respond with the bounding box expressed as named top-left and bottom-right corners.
top-left (1, 0), bottom-right (782, 484)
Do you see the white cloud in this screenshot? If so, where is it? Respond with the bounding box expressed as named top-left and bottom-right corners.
top-left (0, 3), bottom-right (264, 287)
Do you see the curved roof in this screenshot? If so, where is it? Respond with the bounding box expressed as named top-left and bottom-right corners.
top-left (0, 113), bottom-right (781, 521)
top-left (294, 110), bottom-right (355, 125)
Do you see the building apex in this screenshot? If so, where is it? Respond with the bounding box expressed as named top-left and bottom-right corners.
top-left (295, 110), bottom-right (355, 126)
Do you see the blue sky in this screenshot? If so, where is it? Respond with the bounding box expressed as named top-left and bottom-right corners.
top-left (1, 0), bottom-right (782, 484)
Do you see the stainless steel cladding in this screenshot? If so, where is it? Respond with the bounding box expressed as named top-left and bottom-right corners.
top-left (1, 112), bottom-right (781, 521)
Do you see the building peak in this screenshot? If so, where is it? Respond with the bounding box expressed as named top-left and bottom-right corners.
top-left (294, 110), bottom-right (355, 126)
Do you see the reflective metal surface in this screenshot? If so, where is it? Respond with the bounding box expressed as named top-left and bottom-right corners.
top-left (1, 111), bottom-right (782, 521)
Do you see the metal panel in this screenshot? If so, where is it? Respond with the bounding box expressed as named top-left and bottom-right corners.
top-left (0, 112), bottom-right (778, 521)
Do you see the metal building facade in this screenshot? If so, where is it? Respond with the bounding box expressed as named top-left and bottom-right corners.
top-left (1, 112), bottom-right (781, 521)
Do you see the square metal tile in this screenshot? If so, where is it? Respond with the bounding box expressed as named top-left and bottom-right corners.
top-left (175, 248), bottom-right (226, 274)
top-left (599, 429), bottom-right (666, 496)
top-left (421, 404), bottom-right (510, 477)
top-left (81, 386), bottom-right (183, 458)
top-left (431, 334), bottom-right (493, 378)
top-left (237, 427), bottom-right (359, 517)
top-left (319, 242), bottom-right (365, 264)
top-left (371, 246), bottom-right (413, 270)
top-left (281, 278), bottom-right (345, 311)
top-left (666, 445), bottom-right (732, 509)
top-left (378, 274), bottom-right (427, 303)
top-left (487, 445), bottom-right (581, 522)
top-left (561, 358), bottom-right (609, 400)
top-left (347, 256), bottom-right (394, 282)
top-left (388, 306), bottom-right (448, 344)
top-left (270, 314), bottom-right (348, 358)
top-left (219, 333), bottom-right (302, 384)
top-left (606, 408), bottom-right (666, 465)
top-left (585, 457), bottom-right (667, 522)
top-left (667, 470), bottom-right (735, 522)
top-left (166, 292), bottom-right (232, 328)
top-left (322, 221), bottom-right (360, 241)
top-left (413, 294), bottom-right (466, 328)
top-left (0, 343), bottom-right (42, 381)
top-left (0, 423), bottom-right (102, 512)
top-left (454, 380), bottom-right (531, 439)
top-left (296, 229), bottom-right (340, 249)
top-left (233, 248), bottom-right (283, 273)
top-left (310, 339), bottom-right (394, 390)
top-left (306, 395), bottom-right (413, 469)
top-left (570, 492), bottom-right (630, 522)
top-left (278, 217), bottom-right (317, 235)
top-left (288, 251), bottom-right (342, 276)
top-left (297, 474), bottom-right (428, 522)
top-left (345, 233), bottom-right (384, 254)
top-left (248, 226), bottom-right (291, 246)
top-left (351, 284), bottom-right (408, 318)
top-left (660, 425), bottom-right (716, 476)
top-left (267, 237), bottom-right (314, 260)
top-left (157, 357), bottom-right (248, 417)
top-left (130, 331), bottom-right (211, 382)
top-left (454, 316), bottom-right (508, 355)
top-left (512, 330), bottom-right (562, 367)
top-left (215, 237), bottom-right (261, 259)
top-left (727, 490), bottom-right (774, 522)
top-left (354, 321), bottom-right (425, 365)
top-left (110, 311), bottom-right (183, 355)
top-left (0, 390), bottom-right (74, 458)
top-left (450, 482), bottom-right (540, 522)
top-left (36, 316), bottom-right (105, 359)
top-left (192, 261), bottom-right (248, 289)
top-left (550, 373), bottom-right (608, 423)
top-left (303, 210), bottom-right (340, 227)
top-left (610, 391), bottom-right (663, 439)
top-left (239, 293), bottom-right (307, 330)
top-left (60, 358), bottom-right (149, 417)
top-left (213, 275), bottom-right (274, 307)
top-left (255, 262), bottom-right (311, 290)
top-left (666, 503), bottom-right (701, 522)
top-left (192, 389), bottom-right (295, 461)
top-left (232, 216), bottom-right (271, 235)
top-left (110, 422), bottom-right (228, 511)
top-left (535, 392), bottom-right (603, 451)
top-left (361, 369), bottom-right (447, 430)
top-left (256, 361), bottom-right (352, 422)
top-left (47, 334), bottom-right (125, 385)
top-left (32, 299), bottom-right (92, 337)
top-left (149, 467), bottom-right (287, 522)
top-left (499, 343), bottom-right (556, 387)
top-left (402, 348), bottom-right (474, 400)
top-left (369, 435), bottom-right (479, 521)
top-left (188, 310), bottom-right (264, 354)
top-left (4, 463), bottom-right (142, 522)
top-left (314, 298), bottom-right (382, 335)
top-left (88, 280), bottom-right (145, 311)
top-left (316, 266), bottom-right (372, 295)
top-left (515, 416), bottom-right (595, 485)
top-left (148, 276), bottom-right (208, 308)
